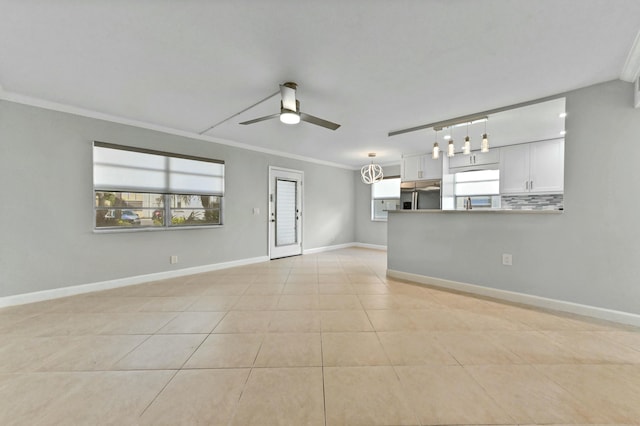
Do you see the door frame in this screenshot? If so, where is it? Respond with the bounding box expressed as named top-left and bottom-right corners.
top-left (268, 166), bottom-right (304, 259)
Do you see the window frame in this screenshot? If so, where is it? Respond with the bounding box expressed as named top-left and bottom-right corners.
top-left (370, 176), bottom-right (401, 222)
top-left (93, 142), bottom-right (225, 232)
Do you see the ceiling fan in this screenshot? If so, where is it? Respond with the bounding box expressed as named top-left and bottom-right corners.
top-left (239, 82), bottom-right (341, 130)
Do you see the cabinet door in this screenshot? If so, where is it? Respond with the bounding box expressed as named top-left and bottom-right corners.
top-left (529, 139), bottom-right (564, 193)
top-left (401, 154), bottom-right (421, 181)
top-left (421, 155), bottom-right (442, 180)
top-left (500, 144), bottom-right (530, 194)
top-left (473, 149), bottom-right (500, 166)
top-left (448, 154), bottom-right (472, 169)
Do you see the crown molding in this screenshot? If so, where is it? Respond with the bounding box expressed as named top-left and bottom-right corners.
top-left (0, 90), bottom-right (356, 170)
top-left (621, 30), bottom-right (640, 82)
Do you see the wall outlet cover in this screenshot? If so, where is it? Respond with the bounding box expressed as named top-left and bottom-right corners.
top-left (502, 253), bottom-right (513, 266)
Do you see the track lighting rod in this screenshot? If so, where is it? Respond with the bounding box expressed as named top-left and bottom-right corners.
top-left (432, 116), bottom-right (488, 132)
top-left (387, 93), bottom-right (566, 137)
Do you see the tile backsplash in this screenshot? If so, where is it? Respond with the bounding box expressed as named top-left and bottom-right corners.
top-left (501, 194), bottom-right (563, 210)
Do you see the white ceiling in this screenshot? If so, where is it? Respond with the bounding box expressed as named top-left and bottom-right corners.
top-left (1, 1), bottom-right (638, 168)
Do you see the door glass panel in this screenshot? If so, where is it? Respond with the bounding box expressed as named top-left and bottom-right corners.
top-left (276, 179), bottom-right (297, 246)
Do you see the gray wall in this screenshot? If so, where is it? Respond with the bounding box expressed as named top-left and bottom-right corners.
top-left (388, 79), bottom-right (640, 315)
top-left (0, 101), bottom-right (355, 298)
top-left (354, 164), bottom-right (400, 247)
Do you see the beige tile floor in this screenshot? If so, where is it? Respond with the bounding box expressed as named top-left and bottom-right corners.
top-left (1, 247), bottom-right (639, 425)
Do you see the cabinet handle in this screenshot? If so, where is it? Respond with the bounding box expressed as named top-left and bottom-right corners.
top-left (530, 180), bottom-right (533, 190)
top-left (525, 181), bottom-right (529, 190)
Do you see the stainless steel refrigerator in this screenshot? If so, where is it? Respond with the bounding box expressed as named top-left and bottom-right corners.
top-left (400, 180), bottom-right (441, 210)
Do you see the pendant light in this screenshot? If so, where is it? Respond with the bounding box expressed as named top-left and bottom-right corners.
top-left (432, 130), bottom-right (440, 159)
top-left (463, 124), bottom-right (471, 155)
top-left (481, 121), bottom-right (489, 153)
top-left (447, 126), bottom-right (455, 157)
top-left (360, 153), bottom-right (384, 184)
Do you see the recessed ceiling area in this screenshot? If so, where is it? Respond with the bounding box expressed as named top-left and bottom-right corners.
top-left (0, 1), bottom-right (638, 168)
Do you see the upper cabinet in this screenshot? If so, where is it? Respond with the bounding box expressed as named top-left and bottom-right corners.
top-left (448, 149), bottom-right (500, 169)
top-left (500, 139), bottom-right (564, 194)
top-left (401, 153), bottom-right (442, 181)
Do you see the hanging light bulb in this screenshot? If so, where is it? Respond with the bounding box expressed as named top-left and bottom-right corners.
top-left (463, 136), bottom-right (471, 155)
top-left (481, 121), bottom-right (489, 153)
top-left (447, 126), bottom-right (455, 157)
top-left (432, 130), bottom-right (440, 159)
top-left (360, 153), bottom-right (383, 184)
top-left (463, 124), bottom-right (471, 155)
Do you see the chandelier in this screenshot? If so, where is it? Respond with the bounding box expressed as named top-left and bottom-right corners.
top-left (360, 153), bottom-right (383, 184)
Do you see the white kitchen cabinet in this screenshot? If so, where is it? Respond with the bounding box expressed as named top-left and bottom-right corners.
top-left (401, 153), bottom-right (442, 181)
top-left (499, 144), bottom-right (530, 193)
top-left (448, 149), bottom-right (500, 169)
top-left (529, 139), bottom-right (565, 193)
top-left (500, 139), bottom-right (564, 194)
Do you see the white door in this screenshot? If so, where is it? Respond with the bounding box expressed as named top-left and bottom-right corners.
top-left (269, 167), bottom-right (303, 259)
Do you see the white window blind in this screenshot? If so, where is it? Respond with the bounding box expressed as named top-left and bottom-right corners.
top-left (454, 169), bottom-right (499, 196)
top-left (93, 142), bottom-right (224, 196)
top-left (372, 178), bottom-right (401, 199)
top-left (276, 179), bottom-right (297, 246)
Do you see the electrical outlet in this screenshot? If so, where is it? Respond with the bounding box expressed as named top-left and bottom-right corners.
top-left (170, 255), bottom-right (178, 264)
top-left (502, 253), bottom-right (512, 266)
top-left (253, 207), bottom-right (260, 215)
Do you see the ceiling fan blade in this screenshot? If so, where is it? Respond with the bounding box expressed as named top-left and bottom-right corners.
top-left (239, 113), bottom-right (280, 125)
top-left (280, 83), bottom-right (297, 111)
top-left (300, 112), bottom-right (341, 130)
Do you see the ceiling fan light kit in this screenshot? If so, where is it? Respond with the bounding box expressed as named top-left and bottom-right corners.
top-left (239, 82), bottom-right (340, 130)
top-left (279, 110), bottom-right (300, 124)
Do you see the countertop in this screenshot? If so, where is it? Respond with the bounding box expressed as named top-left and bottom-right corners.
top-left (389, 209), bottom-right (562, 214)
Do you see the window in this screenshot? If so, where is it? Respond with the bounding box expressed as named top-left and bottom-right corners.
top-left (371, 177), bottom-right (400, 221)
top-left (93, 142), bottom-right (224, 229)
top-left (454, 169), bottom-right (500, 209)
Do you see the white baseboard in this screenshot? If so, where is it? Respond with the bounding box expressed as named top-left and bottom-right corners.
top-left (303, 242), bottom-right (387, 255)
top-left (302, 243), bottom-right (355, 255)
top-left (387, 269), bottom-right (640, 327)
top-left (353, 242), bottom-right (387, 251)
top-left (0, 256), bottom-right (269, 309)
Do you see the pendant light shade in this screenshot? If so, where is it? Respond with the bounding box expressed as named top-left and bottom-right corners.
top-left (360, 153), bottom-right (383, 184)
top-left (432, 129), bottom-right (440, 159)
top-left (432, 142), bottom-right (440, 159)
top-left (481, 121), bottom-right (489, 153)
top-left (447, 140), bottom-right (455, 157)
top-left (463, 136), bottom-right (471, 155)
top-left (481, 133), bottom-right (489, 153)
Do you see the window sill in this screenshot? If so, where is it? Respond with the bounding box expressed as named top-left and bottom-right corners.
top-left (93, 224), bottom-right (223, 234)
